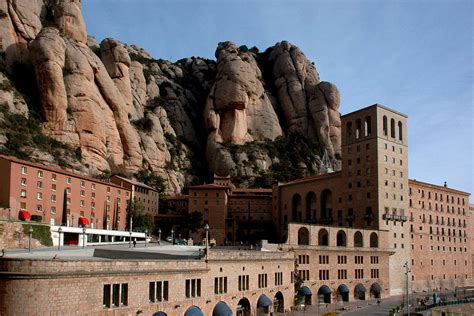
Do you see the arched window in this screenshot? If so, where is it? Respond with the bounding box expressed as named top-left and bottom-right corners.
top-left (355, 119), bottom-right (362, 139)
top-left (364, 116), bottom-right (371, 136)
top-left (346, 122), bottom-right (353, 139)
top-left (354, 231), bottom-right (363, 247)
top-left (298, 227), bottom-right (310, 245)
top-left (398, 121), bottom-right (403, 141)
top-left (305, 192), bottom-right (317, 223)
top-left (390, 118), bottom-right (395, 138)
top-left (292, 194), bottom-right (302, 222)
top-left (370, 233), bottom-right (378, 248)
top-left (318, 229), bottom-right (329, 246)
top-left (320, 189), bottom-right (333, 223)
top-left (382, 116), bottom-right (388, 136)
top-left (336, 230), bottom-right (347, 247)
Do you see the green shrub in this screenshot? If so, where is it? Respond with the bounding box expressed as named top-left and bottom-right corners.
top-left (134, 169), bottom-right (167, 193)
top-left (132, 116), bottom-right (153, 133)
top-left (22, 224), bottom-right (53, 246)
top-left (0, 10), bottom-right (7, 19)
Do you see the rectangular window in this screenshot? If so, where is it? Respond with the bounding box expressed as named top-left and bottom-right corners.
top-left (66, 187), bottom-right (71, 195)
top-left (185, 278), bottom-right (201, 298)
top-left (112, 284), bottom-right (120, 307)
top-left (37, 192), bottom-right (42, 200)
top-left (149, 282), bottom-right (155, 303)
top-left (52, 173), bottom-right (56, 181)
top-left (21, 166), bottom-right (27, 174)
top-left (66, 177), bottom-right (71, 184)
top-left (103, 284), bottom-right (111, 308)
top-left (37, 181), bottom-right (42, 189)
top-left (80, 180), bottom-right (85, 188)
top-left (52, 183), bottom-right (56, 191)
top-left (37, 170), bottom-right (43, 178)
top-left (21, 190), bottom-right (27, 198)
top-left (51, 206), bottom-right (56, 214)
top-left (21, 178), bottom-right (27, 186)
top-left (120, 284), bottom-right (128, 306)
top-left (92, 183), bottom-right (96, 190)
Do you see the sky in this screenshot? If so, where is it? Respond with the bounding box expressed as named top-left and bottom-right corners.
top-left (82, 0), bottom-right (473, 196)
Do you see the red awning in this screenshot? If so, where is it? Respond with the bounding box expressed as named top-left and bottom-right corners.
top-left (19, 210), bottom-right (31, 221)
top-left (78, 217), bottom-right (90, 226)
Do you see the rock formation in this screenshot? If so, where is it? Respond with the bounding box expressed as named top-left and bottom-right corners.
top-left (0, 0), bottom-right (342, 193)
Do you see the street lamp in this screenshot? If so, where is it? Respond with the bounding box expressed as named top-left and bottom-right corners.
top-left (144, 230), bottom-right (148, 248)
top-left (58, 227), bottom-right (63, 251)
top-left (158, 228), bottom-right (162, 245)
top-left (28, 225), bottom-right (33, 253)
top-left (404, 261), bottom-right (411, 315)
top-left (82, 227), bottom-right (87, 249)
top-left (171, 228), bottom-right (175, 245)
top-left (129, 215), bottom-right (133, 248)
top-left (204, 223), bottom-right (210, 261)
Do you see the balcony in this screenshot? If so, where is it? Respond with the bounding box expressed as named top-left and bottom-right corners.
top-left (382, 214), bottom-right (407, 222)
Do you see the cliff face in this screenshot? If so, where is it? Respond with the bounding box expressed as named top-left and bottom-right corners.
top-left (0, 0), bottom-right (341, 193)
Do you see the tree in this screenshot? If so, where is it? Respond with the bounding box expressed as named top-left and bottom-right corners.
top-left (126, 199), bottom-right (154, 232)
top-left (183, 211), bottom-right (203, 235)
top-left (134, 170), bottom-right (167, 193)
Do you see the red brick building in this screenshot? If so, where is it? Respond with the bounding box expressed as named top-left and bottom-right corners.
top-left (0, 155), bottom-right (130, 230)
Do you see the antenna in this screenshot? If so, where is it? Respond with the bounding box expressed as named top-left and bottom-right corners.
top-left (318, 149), bottom-right (334, 175)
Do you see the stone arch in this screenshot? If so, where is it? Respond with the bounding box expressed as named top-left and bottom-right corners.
top-left (346, 121), bottom-right (353, 139)
top-left (370, 283), bottom-right (382, 298)
top-left (212, 301), bottom-right (232, 316)
top-left (152, 312), bottom-right (167, 316)
top-left (298, 286), bottom-right (312, 305)
top-left (184, 306), bottom-right (204, 316)
top-left (236, 297), bottom-right (251, 316)
top-left (370, 232), bottom-right (378, 248)
top-left (336, 230), bottom-right (347, 247)
top-left (298, 227), bottom-right (310, 245)
top-left (364, 116), bottom-right (371, 136)
top-left (337, 284), bottom-right (350, 302)
top-left (305, 191), bottom-right (317, 222)
top-left (317, 285), bottom-right (332, 303)
top-left (292, 194), bottom-right (302, 222)
top-left (273, 291), bottom-right (284, 313)
top-left (398, 121), bottom-right (403, 141)
top-left (320, 189), bottom-right (333, 223)
top-left (390, 118), bottom-right (395, 138)
top-left (354, 231), bottom-right (363, 247)
top-left (256, 294), bottom-right (272, 315)
top-left (356, 119), bottom-right (362, 139)
top-left (318, 228), bottom-right (329, 246)
top-left (354, 283), bottom-right (366, 300)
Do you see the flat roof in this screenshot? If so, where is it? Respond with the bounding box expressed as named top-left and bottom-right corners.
top-left (0, 155), bottom-right (127, 190)
top-left (188, 183), bottom-right (230, 190)
top-left (342, 103), bottom-right (408, 118)
top-left (279, 171), bottom-right (342, 187)
top-left (409, 179), bottom-right (470, 196)
top-left (111, 175), bottom-right (156, 191)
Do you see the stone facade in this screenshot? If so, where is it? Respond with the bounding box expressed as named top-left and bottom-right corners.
top-left (0, 250), bottom-right (294, 316)
top-left (0, 155), bottom-right (130, 230)
top-left (408, 180), bottom-right (471, 291)
top-left (110, 175), bottom-right (159, 216)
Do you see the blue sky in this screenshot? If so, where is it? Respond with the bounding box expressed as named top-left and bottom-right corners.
top-left (82, 0), bottom-right (473, 196)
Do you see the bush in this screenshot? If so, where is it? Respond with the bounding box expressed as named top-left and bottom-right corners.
top-left (22, 224), bottom-right (53, 246)
top-left (132, 116), bottom-right (153, 133)
top-left (30, 215), bottom-right (42, 222)
top-left (0, 10), bottom-right (7, 19)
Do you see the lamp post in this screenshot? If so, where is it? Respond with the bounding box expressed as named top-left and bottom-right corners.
top-left (404, 261), bottom-right (411, 315)
top-left (144, 230), bottom-right (148, 248)
top-left (204, 223), bottom-right (210, 261)
top-left (58, 227), bottom-right (62, 251)
top-left (171, 228), bottom-right (175, 245)
top-left (129, 215), bottom-right (133, 248)
top-left (158, 228), bottom-right (161, 245)
top-left (82, 227), bottom-right (86, 249)
top-left (8, 207), bottom-right (11, 220)
top-left (28, 225), bottom-right (33, 253)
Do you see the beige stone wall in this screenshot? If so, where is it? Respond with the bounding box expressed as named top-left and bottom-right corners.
top-left (0, 221), bottom-right (43, 249)
top-left (409, 180), bottom-right (472, 291)
top-left (0, 251), bottom-right (295, 315)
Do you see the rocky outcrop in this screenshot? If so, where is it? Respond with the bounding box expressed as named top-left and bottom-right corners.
top-left (269, 41), bottom-right (341, 162)
top-left (0, 1), bottom-right (342, 192)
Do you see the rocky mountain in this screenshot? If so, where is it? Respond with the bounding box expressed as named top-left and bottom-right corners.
top-left (0, 0), bottom-right (341, 194)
